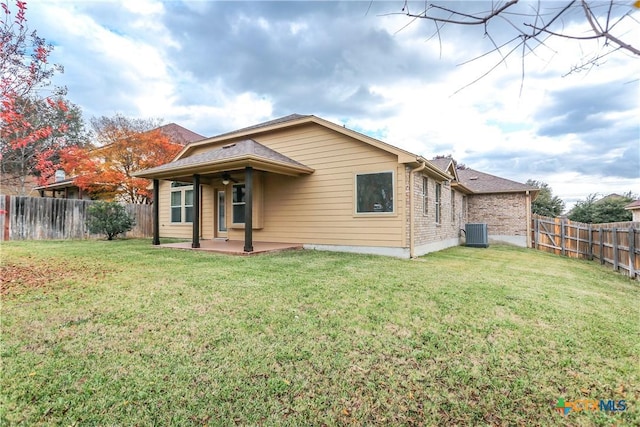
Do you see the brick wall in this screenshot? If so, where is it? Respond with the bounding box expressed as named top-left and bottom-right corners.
top-left (467, 193), bottom-right (528, 236)
top-left (408, 168), bottom-right (466, 246)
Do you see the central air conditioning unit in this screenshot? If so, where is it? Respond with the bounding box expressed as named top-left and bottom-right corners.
top-left (465, 223), bottom-right (489, 248)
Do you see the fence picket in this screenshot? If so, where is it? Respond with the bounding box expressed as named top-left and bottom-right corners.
top-left (532, 214), bottom-right (639, 279)
top-left (0, 195), bottom-right (153, 241)
top-left (629, 228), bottom-right (636, 278)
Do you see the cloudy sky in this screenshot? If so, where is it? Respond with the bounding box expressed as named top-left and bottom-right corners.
top-left (27, 0), bottom-right (639, 209)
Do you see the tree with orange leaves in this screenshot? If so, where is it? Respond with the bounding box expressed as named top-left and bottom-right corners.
top-left (1, 0), bottom-right (86, 194)
top-left (60, 114), bottom-right (182, 204)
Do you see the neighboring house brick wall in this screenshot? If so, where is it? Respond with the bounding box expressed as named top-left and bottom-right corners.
top-left (467, 193), bottom-right (528, 245)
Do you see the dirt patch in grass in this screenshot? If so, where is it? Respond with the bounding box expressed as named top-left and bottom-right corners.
top-left (0, 260), bottom-right (113, 297)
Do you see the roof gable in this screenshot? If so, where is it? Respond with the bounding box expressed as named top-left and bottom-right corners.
top-left (175, 114), bottom-right (451, 181)
top-left (133, 139), bottom-right (314, 179)
top-left (430, 157), bottom-right (459, 181)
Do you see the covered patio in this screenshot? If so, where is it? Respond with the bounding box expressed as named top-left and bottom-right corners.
top-left (157, 239), bottom-right (303, 255)
top-left (133, 139), bottom-right (314, 253)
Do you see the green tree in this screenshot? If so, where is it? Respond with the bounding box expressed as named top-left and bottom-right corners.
top-left (568, 194), bottom-right (598, 223)
top-left (527, 180), bottom-right (565, 217)
top-left (569, 193), bottom-right (635, 223)
top-left (86, 201), bottom-right (135, 240)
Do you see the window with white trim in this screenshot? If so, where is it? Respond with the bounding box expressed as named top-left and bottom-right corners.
top-left (435, 183), bottom-right (441, 224)
top-left (232, 183), bottom-right (246, 224)
top-left (355, 171), bottom-right (394, 214)
top-left (170, 182), bottom-right (193, 223)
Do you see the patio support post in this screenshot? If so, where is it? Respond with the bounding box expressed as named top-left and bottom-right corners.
top-left (244, 166), bottom-right (253, 252)
top-left (192, 174), bottom-right (200, 248)
top-left (152, 179), bottom-right (160, 245)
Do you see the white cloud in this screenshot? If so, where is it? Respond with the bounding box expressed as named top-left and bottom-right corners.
top-left (28, 0), bottom-right (640, 206)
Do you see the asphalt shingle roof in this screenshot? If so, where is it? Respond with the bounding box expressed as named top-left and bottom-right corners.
top-left (213, 114), bottom-right (311, 139)
top-left (157, 123), bottom-right (205, 145)
top-left (429, 158), bottom-right (454, 171)
top-left (624, 200), bottom-right (640, 209)
top-left (138, 139), bottom-right (310, 174)
top-left (456, 168), bottom-right (537, 194)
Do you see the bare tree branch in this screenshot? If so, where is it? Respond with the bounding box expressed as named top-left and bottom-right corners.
top-left (386, 0), bottom-right (638, 91)
top-left (580, 0), bottom-right (640, 54)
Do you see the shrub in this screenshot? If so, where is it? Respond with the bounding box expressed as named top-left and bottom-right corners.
top-left (86, 201), bottom-right (136, 240)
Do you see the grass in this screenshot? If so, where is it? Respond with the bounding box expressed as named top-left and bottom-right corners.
top-left (1, 239), bottom-right (638, 426)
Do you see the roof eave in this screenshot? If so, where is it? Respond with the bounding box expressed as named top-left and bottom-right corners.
top-left (415, 156), bottom-right (453, 181)
top-left (33, 180), bottom-right (78, 190)
top-left (176, 115), bottom-right (423, 163)
top-left (467, 188), bottom-right (540, 196)
top-left (133, 154), bottom-right (315, 180)
top-left (451, 182), bottom-right (473, 194)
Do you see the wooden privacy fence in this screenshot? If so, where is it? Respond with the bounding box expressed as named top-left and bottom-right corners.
top-left (532, 214), bottom-right (639, 279)
top-left (0, 195), bottom-right (153, 241)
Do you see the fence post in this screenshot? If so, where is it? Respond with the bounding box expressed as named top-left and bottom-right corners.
top-left (534, 218), bottom-right (539, 249)
top-left (3, 194), bottom-right (9, 241)
top-left (587, 224), bottom-right (593, 261)
top-left (599, 228), bottom-right (604, 265)
top-left (561, 218), bottom-right (566, 256)
top-left (629, 227), bottom-right (636, 278)
top-left (612, 228), bottom-right (618, 272)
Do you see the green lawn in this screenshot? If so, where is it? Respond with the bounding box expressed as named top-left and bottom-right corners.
top-left (1, 240), bottom-right (638, 426)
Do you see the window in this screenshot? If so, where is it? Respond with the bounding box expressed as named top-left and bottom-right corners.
top-left (451, 189), bottom-right (456, 222)
top-left (232, 183), bottom-right (245, 223)
top-left (462, 195), bottom-right (467, 220)
top-left (435, 183), bottom-right (441, 224)
top-left (422, 177), bottom-right (428, 215)
top-left (170, 182), bottom-right (193, 223)
top-left (217, 190), bottom-right (227, 232)
top-left (355, 171), bottom-right (394, 214)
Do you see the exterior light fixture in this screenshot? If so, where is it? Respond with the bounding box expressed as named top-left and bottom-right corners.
top-left (222, 173), bottom-right (230, 185)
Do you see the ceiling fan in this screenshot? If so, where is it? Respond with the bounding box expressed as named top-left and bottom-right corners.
top-left (221, 172), bottom-right (239, 186)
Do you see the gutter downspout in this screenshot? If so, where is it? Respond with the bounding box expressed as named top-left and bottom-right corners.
top-left (409, 161), bottom-right (427, 258)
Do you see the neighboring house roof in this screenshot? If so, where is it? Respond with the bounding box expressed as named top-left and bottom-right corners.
top-left (157, 123), bottom-right (206, 145)
top-left (457, 168), bottom-right (538, 195)
top-left (34, 178), bottom-right (76, 191)
top-left (36, 123), bottom-right (203, 192)
top-left (135, 139), bottom-right (315, 180)
top-left (624, 200), bottom-right (640, 210)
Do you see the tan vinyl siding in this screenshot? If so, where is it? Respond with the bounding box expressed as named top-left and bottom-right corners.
top-left (158, 180), bottom-right (214, 239)
top-left (201, 185), bottom-right (214, 238)
top-left (222, 124), bottom-right (405, 247)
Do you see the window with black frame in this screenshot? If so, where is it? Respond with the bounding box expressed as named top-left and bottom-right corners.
top-left (355, 172), bottom-right (394, 214)
top-left (232, 183), bottom-right (245, 223)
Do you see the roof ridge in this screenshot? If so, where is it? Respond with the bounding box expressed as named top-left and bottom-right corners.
top-left (213, 114), bottom-right (311, 139)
